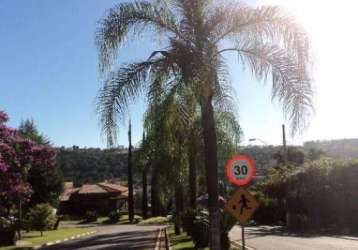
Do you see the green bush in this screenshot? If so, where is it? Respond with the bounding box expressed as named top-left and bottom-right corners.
top-left (28, 203), bottom-right (55, 236)
top-left (263, 159), bottom-right (358, 233)
top-left (253, 193), bottom-right (285, 225)
top-left (183, 209), bottom-right (236, 250)
top-left (191, 212), bottom-right (209, 249)
top-left (0, 217), bottom-right (17, 246)
top-left (84, 211), bottom-right (98, 223)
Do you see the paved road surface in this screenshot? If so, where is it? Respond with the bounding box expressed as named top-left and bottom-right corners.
top-left (229, 225), bottom-right (358, 250)
top-left (42, 225), bottom-right (163, 250)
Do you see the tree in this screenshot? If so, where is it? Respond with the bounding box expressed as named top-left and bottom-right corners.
top-left (18, 119), bottom-right (63, 208)
top-left (0, 111), bottom-right (57, 208)
top-left (27, 203), bottom-right (55, 236)
top-left (96, 1), bottom-right (313, 248)
top-left (139, 132), bottom-right (149, 219)
top-left (141, 163), bottom-right (148, 219)
top-left (56, 147), bottom-right (129, 186)
top-left (307, 148), bottom-right (325, 161)
top-left (274, 146), bottom-right (305, 166)
top-left (0, 111), bottom-right (56, 240)
top-left (127, 120), bottom-right (134, 222)
top-left (141, 72), bottom-right (240, 236)
top-left (18, 119), bottom-right (50, 146)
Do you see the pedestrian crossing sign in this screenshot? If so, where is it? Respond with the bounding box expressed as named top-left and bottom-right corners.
top-left (225, 187), bottom-right (259, 224)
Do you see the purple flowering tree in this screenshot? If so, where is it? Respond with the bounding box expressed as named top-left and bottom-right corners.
top-left (0, 111), bottom-right (56, 216)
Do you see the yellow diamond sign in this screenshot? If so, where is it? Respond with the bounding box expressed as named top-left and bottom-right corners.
top-left (225, 187), bottom-right (259, 224)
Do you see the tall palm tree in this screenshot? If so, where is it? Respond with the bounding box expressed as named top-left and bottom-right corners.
top-left (142, 71), bottom-right (240, 234)
top-left (96, 1), bottom-right (313, 248)
top-left (139, 132), bottom-right (149, 219)
top-left (127, 120), bottom-right (134, 222)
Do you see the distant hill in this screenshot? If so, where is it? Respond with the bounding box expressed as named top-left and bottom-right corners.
top-left (57, 139), bottom-right (358, 185)
top-left (56, 146), bottom-right (130, 186)
top-left (304, 138), bottom-right (358, 159)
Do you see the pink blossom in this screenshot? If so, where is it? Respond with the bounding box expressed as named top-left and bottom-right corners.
top-left (0, 111), bottom-right (9, 124)
top-left (0, 110), bottom-right (56, 203)
top-left (0, 162), bottom-right (8, 172)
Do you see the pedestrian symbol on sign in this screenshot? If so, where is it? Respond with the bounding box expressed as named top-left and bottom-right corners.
top-left (238, 194), bottom-right (251, 214)
top-left (232, 194), bottom-right (251, 215)
top-left (225, 188), bottom-right (259, 224)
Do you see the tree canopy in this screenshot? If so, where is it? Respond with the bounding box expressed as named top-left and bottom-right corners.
top-left (95, 1), bottom-right (313, 248)
top-left (0, 111), bottom-right (57, 215)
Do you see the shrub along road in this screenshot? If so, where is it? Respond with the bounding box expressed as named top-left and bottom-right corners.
top-left (229, 225), bottom-right (358, 250)
top-left (42, 225), bottom-right (165, 250)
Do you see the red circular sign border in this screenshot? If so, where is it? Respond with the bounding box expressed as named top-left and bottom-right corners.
top-left (225, 154), bottom-right (255, 186)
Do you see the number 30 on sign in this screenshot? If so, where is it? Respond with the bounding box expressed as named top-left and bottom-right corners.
top-left (225, 154), bottom-right (255, 186)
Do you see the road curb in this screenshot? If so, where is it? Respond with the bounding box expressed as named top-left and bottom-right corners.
top-left (154, 228), bottom-right (163, 250)
top-left (164, 227), bottom-right (172, 250)
top-left (231, 240), bottom-right (255, 250)
top-left (33, 230), bottom-right (97, 249)
top-left (154, 227), bottom-right (171, 250)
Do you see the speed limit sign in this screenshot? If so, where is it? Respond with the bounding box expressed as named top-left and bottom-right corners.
top-left (225, 154), bottom-right (255, 186)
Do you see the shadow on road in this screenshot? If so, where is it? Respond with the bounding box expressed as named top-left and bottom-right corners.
top-left (243, 226), bottom-right (358, 241)
top-left (42, 230), bottom-right (158, 250)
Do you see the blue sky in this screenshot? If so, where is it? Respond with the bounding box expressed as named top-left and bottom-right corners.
top-left (1, 0), bottom-right (357, 148)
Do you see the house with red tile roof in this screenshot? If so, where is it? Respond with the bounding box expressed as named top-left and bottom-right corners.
top-left (59, 181), bottom-right (128, 215)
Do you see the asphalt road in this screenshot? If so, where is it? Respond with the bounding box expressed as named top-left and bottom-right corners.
top-left (229, 225), bottom-right (358, 250)
top-left (42, 225), bottom-right (163, 250)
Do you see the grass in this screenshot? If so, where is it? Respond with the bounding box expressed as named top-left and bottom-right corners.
top-left (137, 216), bottom-right (169, 225)
top-left (0, 247), bottom-right (32, 250)
top-left (168, 226), bottom-right (240, 250)
top-left (118, 214), bottom-right (143, 224)
top-left (0, 227), bottom-right (92, 250)
top-left (170, 229), bottom-right (197, 250)
top-left (170, 233), bottom-right (195, 250)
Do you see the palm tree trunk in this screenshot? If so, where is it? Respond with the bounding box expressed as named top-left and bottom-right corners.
top-left (142, 167), bottom-right (148, 219)
top-left (174, 183), bottom-right (181, 235)
top-left (127, 121), bottom-right (134, 223)
top-left (200, 95), bottom-right (221, 250)
top-left (175, 133), bottom-right (185, 235)
top-left (151, 166), bottom-right (160, 216)
top-left (188, 131), bottom-right (197, 209)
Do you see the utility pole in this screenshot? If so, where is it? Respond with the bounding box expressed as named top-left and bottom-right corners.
top-left (282, 124), bottom-right (287, 163)
top-left (128, 120), bottom-right (134, 222)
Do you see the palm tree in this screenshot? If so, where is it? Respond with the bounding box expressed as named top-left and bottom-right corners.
top-left (142, 73), bottom-right (240, 235)
top-left (127, 120), bottom-right (134, 222)
top-left (96, 1), bottom-right (313, 248)
top-left (139, 132), bottom-right (149, 219)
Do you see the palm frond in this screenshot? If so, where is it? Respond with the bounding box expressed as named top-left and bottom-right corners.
top-left (96, 0), bottom-right (179, 73)
top-left (221, 41), bottom-right (313, 134)
top-left (97, 60), bottom-right (156, 146)
top-left (212, 57), bottom-right (238, 115)
top-left (211, 2), bottom-right (310, 61)
top-left (215, 111), bottom-right (243, 147)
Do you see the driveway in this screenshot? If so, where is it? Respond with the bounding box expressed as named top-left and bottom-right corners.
top-left (229, 225), bottom-right (358, 250)
top-left (42, 224), bottom-right (164, 250)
